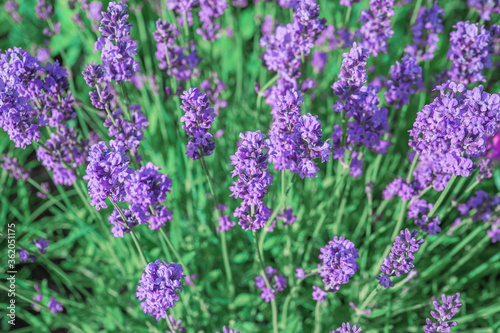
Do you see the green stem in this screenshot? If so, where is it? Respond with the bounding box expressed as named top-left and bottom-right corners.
top-left (256, 74), bottom-right (279, 110)
top-left (253, 232), bottom-right (279, 333)
top-left (200, 157), bottom-right (235, 299)
top-left (111, 202), bottom-right (148, 266)
top-left (159, 228), bottom-right (213, 325)
top-left (357, 285), bottom-right (383, 316)
top-left (313, 301), bottom-right (322, 333)
top-left (428, 175), bottom-right (457, 217)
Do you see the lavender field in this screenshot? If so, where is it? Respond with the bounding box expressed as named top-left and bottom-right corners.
top-left (1, 0), bottom-right (500, 332)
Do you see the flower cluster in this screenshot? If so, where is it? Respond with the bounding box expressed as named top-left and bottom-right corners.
top-left (154, 19), bottom-right (200, 83)
top-left (408, 199), bottom-right (441, 235)
top-left (124, 162), bottom-right (174, 231)
top-left (317, 236), bottom-right (359, 293)
top-left (331, 43), bottom-right (390, 178)
top-left (268, 89), bottom-right (332, 179)
top-left (456, 190), bottom-right (500, 243)
top-left (217, 327), bottom-right (240, 333)
top-left (330, 322), bottom-right (364, 333)
top-left (94, 2), bottom-right (140, 83)
top-left (377, 229), bottom-right (424, 287)
top-left (467, 0), bottom-right (500, 21)
top-left (260, 0), bottom-right (326, 88)
top-left (19, 248), bottom-right (37, 263)
top-left (358, 0), bottom-right (395, 56)
top-left (34, 237), bottom-right (49, 254)
top-left (404, 3), bottom-right (445, 61)
top-left (1, 156), bottom-right (30, 181)
top-left (385, 55), bottom-right (423, 108)
top-left (180, 88), bottom-right (217, 160)
top-left (267, 207), bottom-right (297, 232)
top-left (423, 293), bottom-right (462, 333)
top-left (83, 141), bottom-right (132, 211)
top-left (255, 266), bottom-right (287, 303)
top-left (229, 131), bottom-right (273, 231)
top-left (200, 72), bottom-right (228, 114)
top-left (103, 106), bottom-right (149, 160)
top-left (409, 82), bottom-right (500, 185)
top-left (0, 48), bottom-right (41, 148)
top-left (447, 21), bottom-right (492, 85)
top-left (166, 315), bottom-right (186, 333)
top-left (166, 0), bottom-right (199, 27)
top-left (215, 204), bottom-right (236, 232)
top-left (5, 1), bottom-right (22, 23)
top-left (135, 260), bottom-right (184, 321)
top-left (197, 0), bottom-right (227, 41)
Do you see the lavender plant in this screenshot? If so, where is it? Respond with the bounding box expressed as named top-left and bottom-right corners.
top-left (1, 0), bottom-right (499, 332)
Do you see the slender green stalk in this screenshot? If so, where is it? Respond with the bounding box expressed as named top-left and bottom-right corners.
top-left (253, 232), bottom-right (279, 333)
top-left (357, 285), bottom-right (383, 316)
top-left (256, 74), bottom-right (279, 109)
top-left (313, 301), bottom-right (322, 333)
top-left (428, 175), bottom-right (457, 217)
top-left (159, 228), bottom-right (213, 325)
top-left (200, 157), bottom-right (235, 298)
top-left (166, 312), bottom-right (176, 332)
top-left (111, 202), bottom-right (148, 266)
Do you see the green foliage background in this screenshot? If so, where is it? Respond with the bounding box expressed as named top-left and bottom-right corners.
top-left (1, 0), bottom-right (500, 332)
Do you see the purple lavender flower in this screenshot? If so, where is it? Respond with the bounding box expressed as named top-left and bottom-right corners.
top-left (200, 72), bottom-right (228, 114)
top-left (0, 48), bottom-right (41, 148)
top-left (36, 126), bottom-right (88, 186)
top-left (154, 19), bottom-right (200, 82)
top-left (180, 88), bottom-right (217, 160)
top-left (330, 322), bottom-right (364, 333)
top-left (124, 162), bottom-right (174, 230)
top-left (260, 0), bottom-right (326, 86)
top-left (377, 229), bottom-right (424, 287)
top-left (408, 199), bottom-right (441, 235)
top-left (94, 2), bottom-right (140, 83)
top-left (295, 268), bottom-right (305, 279)
top-left (217, 327), bottom-right (240, 333)
top-left (268, 89), bottom-right (332, 179)
top-left (385, 55), bottom-right (423, 108)
top-left (166, 0), bottom-right (199, 27)
top-left (214, 204), bottom-right (236, 231)
top-left (32, 285), bottom-right (43, 304)
top-left (34, 237), bottom-right (49, 254)
top-left (19, 248), bottom-right (37, 263)
top-left (1, 156), bottom-right (30, 181)
top-left (229, 131), bottom-right (273, 231)
top-left (108, 207), bottom-right (139, 237)
top-left (456, 190), bottom-right (500, 243)
top-left (315, 24), bottom-right (355, 51)
top-left (104, 106), bottom-right (149, 160)
top-left (312, 285), bottom-right (327, 302)
top-left (87, 1), bottom-right (103, 21)
top-left (135, 260), bottom-right (184, 321)
top-left (331, 43), bottom-right (389, 177)
top-left (197, 0), bottom-right (227, 41)
top-left (35, 0), bottom-right (54, 20)
top-left (358, 0), bottom-right (395, 56)
top-left (340, 0), bottom-right (361, 7)
top-left (404, 3), bottom-right (444, 61)
top-left (318, 236), bottom-right (359, 293)
top-left (83, 141), bottom-right (133, 211)
top-left (409, 82), bottom-right (500, 183)
top-left (423, 293), bottom-right (462, 333)
top-left (5, 1), bottom-right (22, 22)
top-left (47, 297), bottom-right (63, 314)
top-left (254, 266), bottom-right (287, 303)
top-left (447, 21), bottom-right (492, 85)
top-left (166, 315), bottom-right (186, 333)
top-left (467, 0), bottom-right (500, 21)
top-left (36, 182), bottom-right (50, 199)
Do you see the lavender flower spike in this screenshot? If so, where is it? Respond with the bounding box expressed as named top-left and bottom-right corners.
top-left (229, 131), bottom-right (273, 231)
top-left (423, 293), bottom-right (462, 333)
top-left (135, 260), bottom-right (184, 321)
top-left (358, 0), bottom-right (395, 56)
top-left (83, 141), bottom-right (133, 211)
top-left (180, 88), bottom-right (217, 160)
top-left (318, 236), bottom-right (359, 293)
top-left (377, 229), bottom-right (424, 287)
top-left (330, 322), bottom-right (364, 333)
